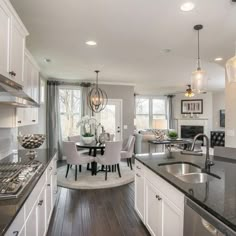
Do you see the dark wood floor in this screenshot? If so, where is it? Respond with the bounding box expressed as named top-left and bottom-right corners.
top-left (47, 162), bottom-right (150, 236)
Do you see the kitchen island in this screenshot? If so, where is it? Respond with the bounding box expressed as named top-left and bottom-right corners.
top-left (135, 151), bottom-right (236, 236)
top-left (0, 148), bottom-right (57, 236)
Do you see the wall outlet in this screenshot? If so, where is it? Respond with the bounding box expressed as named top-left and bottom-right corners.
top-left (226, 129), bottom-right (235, 137)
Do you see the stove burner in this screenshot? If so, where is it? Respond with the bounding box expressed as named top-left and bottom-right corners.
top-left (0, 160), bottom-right (44, 199)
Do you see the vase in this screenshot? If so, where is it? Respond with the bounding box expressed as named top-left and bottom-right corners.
top-left (82, 136), bottom-right (94, 144)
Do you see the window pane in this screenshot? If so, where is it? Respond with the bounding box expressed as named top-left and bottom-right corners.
top-left (153, 115), bottom-right (166, 120)
top-left (152, 99), bottom-right (165, 114)
top-left (136, 115), bottom-right (149, 129)
top-left (59, 88), bottom-right (81, 139)
top-left (136, 98), bottom-right (149, 114)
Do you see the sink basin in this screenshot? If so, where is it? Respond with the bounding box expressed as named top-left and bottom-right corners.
top-left (158, 162), bottom-right (201, 176)
top-left (177, 173), bottom-right (215, 184)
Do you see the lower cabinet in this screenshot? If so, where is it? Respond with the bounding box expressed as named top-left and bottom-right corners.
top-left (5, 154), bottom-right (57, 236)
top-left (135, 160), bottom-right (184, 236)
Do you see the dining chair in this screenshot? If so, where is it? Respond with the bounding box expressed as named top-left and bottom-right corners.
top-left (95, 141), bottom-right (123, 180)
top-left (68, 135), bottom-right (81, 142)
top-left (109, 134), bottom-right (115, 141)
top-left (62, 141), bottom-right (94, 180)
top-left (121, 135), bottom-right (135, 170)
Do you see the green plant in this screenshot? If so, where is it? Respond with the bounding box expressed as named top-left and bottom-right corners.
top-left (82, 133), bottom-right (94, 137)
top-left (168, 131), bottom-right (178, 139)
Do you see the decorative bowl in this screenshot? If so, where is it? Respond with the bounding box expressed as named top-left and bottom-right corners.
top-left (18, 134), bottom-right (46, 158)
top-left (82, 136), bottom-right (94, 144)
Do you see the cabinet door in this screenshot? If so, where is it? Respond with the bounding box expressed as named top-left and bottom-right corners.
top-left (135, 172), bottom-right (145, 221)
top-left (10, 18), bottom-right (25, 85)
top-left (23, 54), bottom-right (32, 97)
top-left (52, 158), bottom-right (58, 206)
top-left (145, 181), bottom-right (162, 236)
top-left (25, 203), bottom-right (37, 236)
top-left (37, 187), bottom-right (46, 236)
top-left (0, 2), bottom-right (11, 78)
top-left (162, 196), bottom-right (183, 236)
top-left (46, 175), bottom-right (53, 225)
top-left (31, 66), bottom-right (39, 102)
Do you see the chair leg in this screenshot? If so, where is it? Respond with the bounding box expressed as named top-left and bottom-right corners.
top-left (87, 163), bottom-right (90, 170)
top-left (127, 159), bottom-right (129, 167)
top-left (108, 166), bottom-right (111, 172)
top-left (117, 164), bottom-right (121, 178)
top-left (75, 165), bottom-right (78, 181)
top-left (79, 165), bottom-right (82, 172)
top-left (70, 164), bottom-right (72, 168)
top-left (129, 159), bottom-right (133, 170)
top-left (114, 165), bottom-right (116, 172)
top-left (65, 164), bottom-right (70, 178)
top-left (112, 165), bottom-right (114, 172)
top-left (105, 165), bottom-right (108, 181)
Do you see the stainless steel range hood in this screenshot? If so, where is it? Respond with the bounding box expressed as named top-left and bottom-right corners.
top-left (0, 74), bottom-right (39, 107)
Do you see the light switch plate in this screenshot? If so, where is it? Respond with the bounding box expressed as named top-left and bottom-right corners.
top-left (124, 125), bottom-right (128, 130)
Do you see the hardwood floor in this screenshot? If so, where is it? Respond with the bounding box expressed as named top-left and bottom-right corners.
top-left (47, 162), bottom-right (149, 236)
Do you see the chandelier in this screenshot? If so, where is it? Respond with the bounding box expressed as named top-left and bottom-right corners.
top-left (191, 24), bottom-right (208, 93)
top-left (88, 70), bottom-right (108, 113)
top-left (226, 43), bottom-right (236, 83)
top-left (185, 84), bottom-right (195, 97)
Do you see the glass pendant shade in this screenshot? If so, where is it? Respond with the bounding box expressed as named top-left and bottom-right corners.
top-left (185, 91), bottom-right (194, 97)
top-left (226, 55), bottom-right (236, 83)
top-left (88, 71), bottom-right (108, 113)
top-left (191, 68), bottom-right (208, 93)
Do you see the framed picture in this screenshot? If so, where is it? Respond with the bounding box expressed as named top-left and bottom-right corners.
top-left (181, 99), bottom-right (203, 114)
top-left (220, 109), bottom-right (225, 128)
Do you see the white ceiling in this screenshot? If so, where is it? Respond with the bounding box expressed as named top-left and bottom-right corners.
top-left (10, 0), bottom-right (236, 94)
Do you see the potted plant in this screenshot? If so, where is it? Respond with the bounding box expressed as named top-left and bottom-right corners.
top-left (168, 130), bottom-right (178, 140)
top-left (82, 132), bottom-right (95, 144)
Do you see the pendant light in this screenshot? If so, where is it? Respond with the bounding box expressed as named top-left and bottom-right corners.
top-left (88, 70), bottom-right (108, 113)
top-left (226, 43), bottom-right (236, 83)
top-left (191, 24), bottom-right (208, 93)
top-left (185, 84), bottom-right (195, 97)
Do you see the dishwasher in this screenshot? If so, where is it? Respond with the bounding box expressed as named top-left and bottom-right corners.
top-left (184, 197), bottom-right (236, 236)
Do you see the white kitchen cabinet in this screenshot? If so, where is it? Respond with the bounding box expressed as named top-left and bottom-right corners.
top-left (135, 164), bottom-right (145, 221)
top-left (37, 187), bottom-right (46, 236)
top-left (0, 1), bottom-right (11, 79)
top-left (145, 180), bottom-right (162, 236)
top-left (134, 160), bottom-right (184, 236)
top-left (25, 202), bottom-right (37, 236)
top-left (9, 17), bottom-right (25, 85)
top-left (162, 195), bottom-right (183, 236)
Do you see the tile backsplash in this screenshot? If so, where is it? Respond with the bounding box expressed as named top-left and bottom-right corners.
top-left (0, 128), bottom-right (17, 160)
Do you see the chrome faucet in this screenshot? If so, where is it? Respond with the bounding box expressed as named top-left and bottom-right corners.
top-left (191, 133), bottom-right (214, 170)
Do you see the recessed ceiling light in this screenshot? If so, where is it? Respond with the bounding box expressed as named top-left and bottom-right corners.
top-left (214, 57), bottom-right (223, 61)
top-left (180, 2), bottom-right (195, 12)
top-left (161, 49), bottom-right (172, 53)
top-left (86, 41), bottom-right (97, 46)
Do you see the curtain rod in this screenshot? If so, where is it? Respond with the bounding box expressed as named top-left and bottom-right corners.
top-left (47, 80), bottom-right (93, 87)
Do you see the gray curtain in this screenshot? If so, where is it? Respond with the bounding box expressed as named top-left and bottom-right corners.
top-left (167, 95), bottom-right (175, 129)
top-left (81, 86), bottom-right (92, 117)
top-left (46, 81), bottom-right (63, 159)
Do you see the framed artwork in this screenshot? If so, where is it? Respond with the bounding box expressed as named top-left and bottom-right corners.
top-left (181, 99), bottom-right (203, 114)
top-left (220, 109), bottom-right (225, 128)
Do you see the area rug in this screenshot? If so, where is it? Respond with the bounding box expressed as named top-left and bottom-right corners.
top-left (57, 161), bottom-right (134, 189)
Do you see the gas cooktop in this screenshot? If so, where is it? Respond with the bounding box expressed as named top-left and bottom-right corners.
top-left (0, 160), bottom-right (44, 199)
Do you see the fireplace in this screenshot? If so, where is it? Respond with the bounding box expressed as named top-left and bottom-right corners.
top-left (181, 125), bottom-right (204, 141)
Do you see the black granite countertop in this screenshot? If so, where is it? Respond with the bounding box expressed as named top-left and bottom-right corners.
top-left (0, 148), bottom-right (57, 236)
top-left (135, 152), bottom-right (236, 232)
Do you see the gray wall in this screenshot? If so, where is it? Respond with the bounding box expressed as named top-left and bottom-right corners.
top-left (99, 84), bottom-right (135, 141)
top-left (212, 90), bottom-right (225, 131)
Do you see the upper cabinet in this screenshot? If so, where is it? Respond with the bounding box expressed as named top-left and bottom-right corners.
top-left (0, 0), bottom-right (28, 85)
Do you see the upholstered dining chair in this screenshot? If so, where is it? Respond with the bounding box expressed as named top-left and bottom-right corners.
top-left (95, 141), bottom-right (123, 180)
top-left (109, 134), bottom-right (115, 141)
top-left (62, 141), bottom-right (94, 181)
top-left (68, 135), bottom-right (81, 142)
top-left (121, 135), bottom-right (136, 170)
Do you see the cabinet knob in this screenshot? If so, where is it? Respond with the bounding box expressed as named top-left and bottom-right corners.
top-left (156, 195), bottom-right (162, 201)
top-left (54, 171), bottom-right (57, 175)
top-left (38, 200), bottom-right (44, 206)
top-left (32, 120), bottom-right (36, 122)
top-left (9, 71), bottom-right (16, 76)
top-left (13, 231), bottom-right (19, 236)
top-left (17, 121), bottom-right (21, 124)
top-left (136, 166), bottom-right (141, 170)
top-left (47, 184), bottom-right (51, 187)
top-left (136, 173), bottom-right (141, 177)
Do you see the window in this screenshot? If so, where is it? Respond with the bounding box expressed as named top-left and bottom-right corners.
top-left (135, 97), bottom-right (167, 129)
top-left (59, 88), bottom-right (81, 139)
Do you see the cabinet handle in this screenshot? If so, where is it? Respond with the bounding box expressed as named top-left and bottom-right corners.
top-left (32, 120), bottom-right (36, 122)
top-left (38, 200), bottom-right (44, 206)
top-left (13, 231), bottom-right (19, 236)
top-left (49, 167), bottom-right (53, 171)
top-left (156, 195), bottom-right (162, 201)
top-left (136, 166), bottom-right (141, 169)
top-left (47, 184), bottom-right (51, 187)
top-left (9, 71), bottom-right (16, 76)
top-left (54, 171), bottom-right (57, 175)
top-left (17, 121), bottom-right (21, 124)
top-left (136, 173), bottom-right (141, 177)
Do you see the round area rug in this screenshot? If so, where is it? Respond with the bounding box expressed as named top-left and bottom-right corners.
top-left (57, 161), bottom-right (134, 190)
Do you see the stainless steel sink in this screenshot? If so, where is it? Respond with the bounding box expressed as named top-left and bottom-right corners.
top-left (176, 173), bottom-right (214, 184)
top-left (158, 162), bottom-right (201, 176)
top-left (158, 162), bottom-right (219, 184)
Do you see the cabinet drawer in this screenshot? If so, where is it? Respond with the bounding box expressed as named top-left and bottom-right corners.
top-left (5, 206), bottom-right (25, 236)
top-left (135, 160), bottom-right (145, 174)
top-left (25, 171), bottom-right (46, 216)
top-left (46, 161), bottom-right (53, 182)
top-left (145, 167), bottom-right (184, 212)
